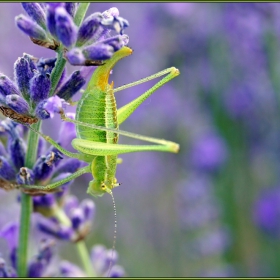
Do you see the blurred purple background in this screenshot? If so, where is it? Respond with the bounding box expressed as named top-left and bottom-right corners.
top-left (2, 2), bottom-right (280, 277)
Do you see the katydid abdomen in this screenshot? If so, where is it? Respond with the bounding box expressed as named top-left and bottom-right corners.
top-left (75, 80), bottom-right (120, 196)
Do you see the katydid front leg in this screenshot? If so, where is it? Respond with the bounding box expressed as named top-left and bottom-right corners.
top-left (115, 67), bottom-right (180, 124)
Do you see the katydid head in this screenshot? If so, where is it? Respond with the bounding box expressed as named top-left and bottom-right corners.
top-left (87, 180), bottom-right (113, 197)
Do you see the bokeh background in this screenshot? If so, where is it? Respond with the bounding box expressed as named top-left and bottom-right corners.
top-left (1, 2), bottom-right (280, 277)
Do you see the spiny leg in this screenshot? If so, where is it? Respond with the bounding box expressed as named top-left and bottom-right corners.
top-left (27, 125), bottom-right (90, 161)
top-left (20, 165), bottom-right (91, 193)
top-left (115, 67), bottom-right (180, 124)
top-left (60, 111), bottom-right (179, 153)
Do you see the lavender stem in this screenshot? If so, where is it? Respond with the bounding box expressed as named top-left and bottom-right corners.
top-left (74, 3), bottom-right (90, 27)
top-left (17, 121), bottom-right (42, 277)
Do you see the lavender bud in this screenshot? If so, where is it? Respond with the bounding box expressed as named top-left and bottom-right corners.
top-left (33, 152), bottom-right (63, 182)
top-left (76, 12), bottom-right (103, 47)
top-left (65, 3), bottom-right (78, 18)
top-left (0, 156), bottom-right (16, 181)
top-left (80, 199), bottom-right (95, 221)
top-left (66, 48), bottom-right (86, 66)
top-left (21, 3), bottom-right (46, 29)
top-left (55, 7), bottom-right (78, 48)
top-left (0, 74), bottom-right (21, 97)
top-left (8, 137), bottom-right (26, 170)
top-left (6, 94), bottom-right (30, 115)
top-left (56, 71), bottom-right (86, 101)
top-left (16, 167), bottom-right (34, 185)
top-left (101, 16), bottom-right (129, 35)
top-left (14, 57), bottom-right (34, 100)
top-left (30, 73), bottom-right (51, 104)
top-left (15, 14), bottom-right (47, 40)
top-left (70, 208), bottom-right (84, 230)
top-left (59, 261), bottom-right (86, 277)
top-left (82, 43), bottom-right (114, 61)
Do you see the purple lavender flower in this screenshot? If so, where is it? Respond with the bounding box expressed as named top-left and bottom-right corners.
top-left (37, 195), bottom-right (95, 243)
top-left (59, 244), bottom-right (125, 277)
top-left (17, 4), bottom-right (130, 65)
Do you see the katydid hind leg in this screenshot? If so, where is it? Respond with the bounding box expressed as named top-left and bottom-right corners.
top-left (27, 124), bottom-right (87, 161)
top-left (60, 112), bottom-right (179, 152)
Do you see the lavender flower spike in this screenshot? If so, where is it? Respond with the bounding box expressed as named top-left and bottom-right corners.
top-left (55, 7), bottom-right (78, 48)
top-left (15, 14), bottom-right (47, 40)
top-left (21, 3), bottom-right (46, 30)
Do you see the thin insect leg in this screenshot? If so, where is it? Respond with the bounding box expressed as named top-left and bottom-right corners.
top-left (117, 67), bottom-right (180, 124)
top-left (60, 112), bottom-right (179, 152)
top-left (72, 139), bottom-right (179, 155)
top-left (114, 67), bottom-right (178, 93)
top-left (27, 124), bottom-right (87, 161)
top-left (20, 165), bottom-right (91, 192)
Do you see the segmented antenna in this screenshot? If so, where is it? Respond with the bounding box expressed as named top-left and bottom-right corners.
top-left (107, 190), bottom-right (117, 277)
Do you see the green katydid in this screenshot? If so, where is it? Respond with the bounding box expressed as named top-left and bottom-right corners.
top-left (22, 46), bottom-right (180, 197)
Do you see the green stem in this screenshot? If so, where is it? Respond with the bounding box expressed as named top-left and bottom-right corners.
top-left (74, 3), bottom-right (90, 26)
top-left (17, 121), bottom-right (41, 277)
top-left (76, 240), bottom-right (97, 277)
top-left (49, 45), bottom-right (67, 97)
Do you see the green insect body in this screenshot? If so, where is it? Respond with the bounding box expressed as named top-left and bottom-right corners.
top-left (23, 46), bottom-right (180, 197)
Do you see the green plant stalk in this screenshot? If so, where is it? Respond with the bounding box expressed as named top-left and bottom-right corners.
top-left (74, 3), bottom-right (90, 26)
top-left (49, 45), bottom-right (67, 97)
top-left (76, 240), bottom-right (96, 277)
top-left (17, 121), bottom-right (41, 277)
